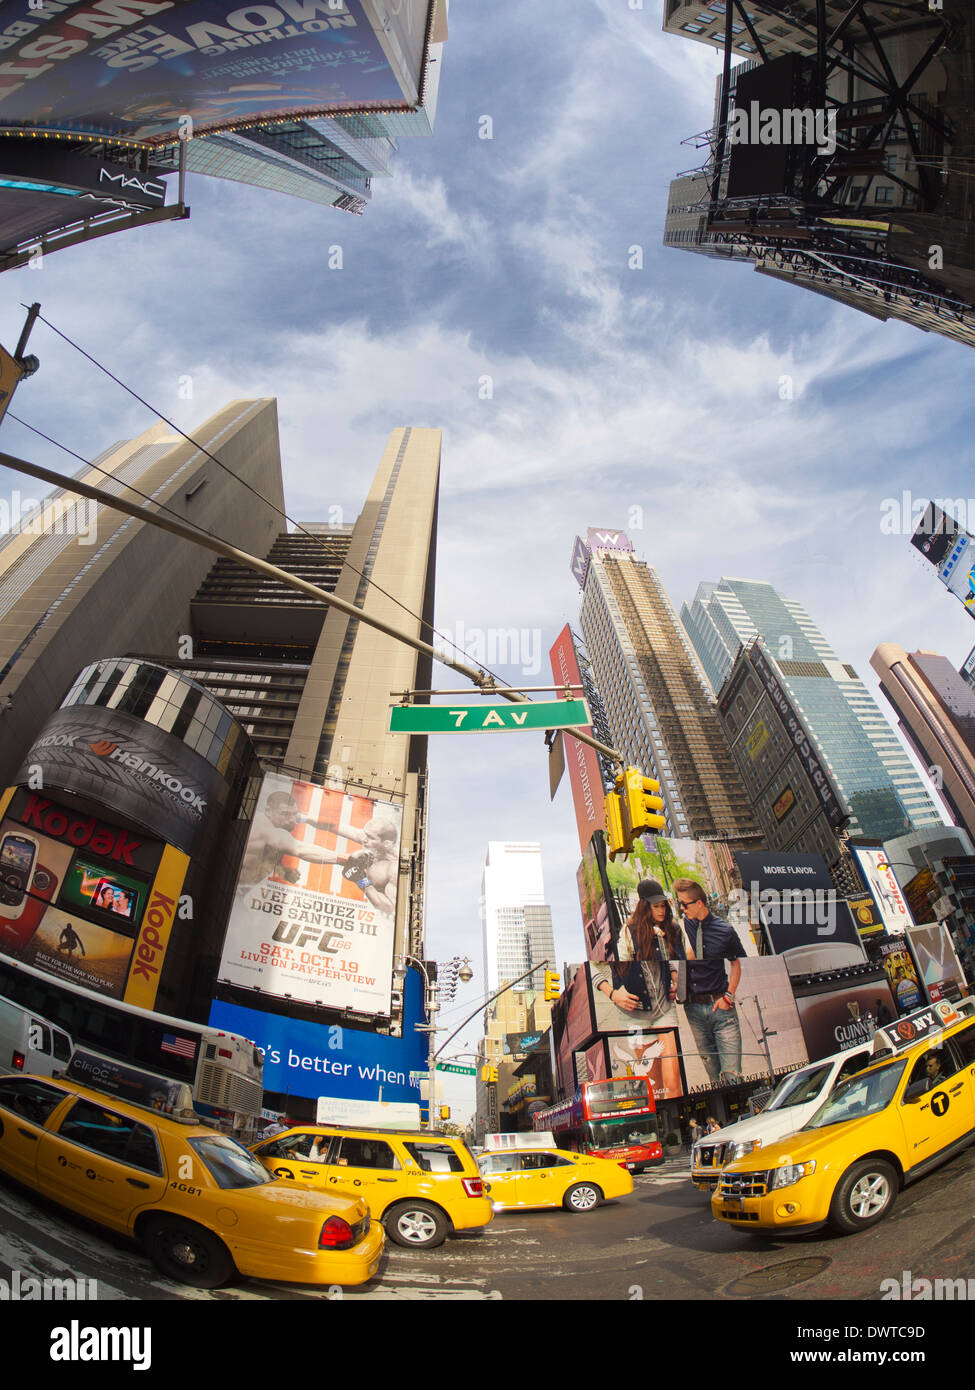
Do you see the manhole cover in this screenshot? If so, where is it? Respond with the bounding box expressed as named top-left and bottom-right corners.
top-left (724, 1256), bottom-right (832, 1297)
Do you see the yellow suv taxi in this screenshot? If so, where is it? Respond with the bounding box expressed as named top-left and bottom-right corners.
top-left (0, 1073), bottom-right (384, 1288)
top-left (713, 999), bottom-right (975, 1237)
top-left (477, 1144), bottom-right (634, 1212)
top-left (251, 1124), bottom-right (493, 1249)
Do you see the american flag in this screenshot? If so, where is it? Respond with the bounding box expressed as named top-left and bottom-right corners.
top-left (161, 1033), bottom-right (197, 1060)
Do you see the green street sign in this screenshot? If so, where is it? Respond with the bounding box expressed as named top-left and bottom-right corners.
top-left (390, 699), bottom-right (590, 735)
top-left (436, 1063), bottom-right (477, 1076)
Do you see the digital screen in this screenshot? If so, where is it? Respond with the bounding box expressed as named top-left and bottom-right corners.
top-left (62, 860), bottom-right (144, 922)
top-left (0, 836), bottom-right (34, 872)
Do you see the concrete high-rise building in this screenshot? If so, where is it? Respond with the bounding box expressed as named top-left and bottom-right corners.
top-left (871, 644), bottom-right (975, 843)
top-left (662, 2), bottom-right (975, 347)
top-left (684, 578), bottom-right (944, 841)
top-left (573, 532), bottom-right (759, 846)
top-left (480, 843), bottom-right (555, 997)
top-left (0, 405), bottom-right (440, 1038)
top-left (0, 399), bottom-right (285, 791)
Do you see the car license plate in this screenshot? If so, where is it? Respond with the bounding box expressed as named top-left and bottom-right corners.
top-left (626, 1162), bottom-right (635, 1169)
top-left (724, 1197), bottom-right (743, 1211)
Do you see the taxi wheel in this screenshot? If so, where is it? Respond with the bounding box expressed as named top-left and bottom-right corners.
top-left (827, 1159), bottom-right (898, 1235)
top-left (142, 1216), bottom-right (236, 1289)
top-left (384, 1200), bottom-right (449, 1249)
top-left (563, 1182), bottom-right (603, 1213)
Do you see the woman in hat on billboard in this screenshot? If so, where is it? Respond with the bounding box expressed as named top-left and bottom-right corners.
top-left (594, 879), bottom-right (692, 1023)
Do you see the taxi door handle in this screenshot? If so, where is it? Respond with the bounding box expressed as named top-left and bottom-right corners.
top-left (126, 1178), bottom-right (150, 1189)
top-left (377, 1177), bottom-right (397, 1183)
top-left (298, 1169), bottom-right (318, 1177)
top-left (16, 1128), bottom-right (37, 1140)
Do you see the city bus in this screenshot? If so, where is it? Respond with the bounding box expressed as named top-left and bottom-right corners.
top-left (0, 953), bottom-right (264, 1137)
top-left (532, 1077), bottom-right (663, 1172)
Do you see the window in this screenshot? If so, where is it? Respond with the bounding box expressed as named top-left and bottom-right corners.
top-left (404, 1142), bottom-right (464, 1174)
top-left (258, 1132), bottom-right (323, 1160)
top-left (478, 1152), bottom-right (520, 1175)
top-left (336, 1137), bottom-right (401, 1170)
top-left (874, 186), bottom-right (894, 203)
top-left (521, 1152), bottom-right (574, 1170)
top-left (58, 1100), bottom-right (163, 1174)
top-left (190, 1136), bottom-right (271, 1189)
top-left (0, 1077), bottom-right (65, 1125)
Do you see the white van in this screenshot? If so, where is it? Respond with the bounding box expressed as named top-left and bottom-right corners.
top-left (0, 994), bottom-right (73, 1078)
top-left (689, 1042), bottom-right (875, 1193)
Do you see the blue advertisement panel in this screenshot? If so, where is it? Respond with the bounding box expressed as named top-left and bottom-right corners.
top-left (208, 970), bottom-right (427, 1104)
top-left (0, 1), bottom-right (413, 145)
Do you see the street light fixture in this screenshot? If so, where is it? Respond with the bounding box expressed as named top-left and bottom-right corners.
top-left (395, 953), bottom-right (474, 1128)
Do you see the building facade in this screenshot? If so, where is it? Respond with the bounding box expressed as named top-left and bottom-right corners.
top-left (871, 644), bottom-right (975, 843)
top-left (684, 578), bottom-right (944, 841)
top-left (480, 842), bottom-right (555, 997)
top-left (574, 532), bottom-right (759, 846)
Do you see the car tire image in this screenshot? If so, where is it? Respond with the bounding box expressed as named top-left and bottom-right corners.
top-left (384, 1200), bottom-right (450, 1249)
top-left (827, 1159), bottom-right (898, 1235)
top-left (142, 1215), bottom-right (235, 1288)
top-left (563, 1182), bottom-right (603, 1213)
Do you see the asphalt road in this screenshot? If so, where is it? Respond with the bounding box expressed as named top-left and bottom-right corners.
top-left (2, 1148), bottom-right (974, 1304)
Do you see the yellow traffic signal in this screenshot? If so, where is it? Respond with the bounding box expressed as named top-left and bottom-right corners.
top-left (621, 766), bottom-right (666, 839)
top-left (604, 790), bottom-right (628, 860)
top-left (481, 1065), bottom-right (498, 1084)
top-left (439, 1105), bottom-right (451, 1120)
top-left (544, 969), bottom-right (561, 1002)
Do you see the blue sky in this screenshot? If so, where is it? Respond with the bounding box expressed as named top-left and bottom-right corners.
top-left (1, 1), bottom-right (974, 1118)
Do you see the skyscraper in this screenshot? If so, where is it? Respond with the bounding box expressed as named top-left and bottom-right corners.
top-left (574, 531), bottom-right (759, 846)
top-left (871, 644), bottom-right (975, 844)
top-left (480, 843), bottom-right (555, 996)
top-left (683, 577), bottom-right (944, 840)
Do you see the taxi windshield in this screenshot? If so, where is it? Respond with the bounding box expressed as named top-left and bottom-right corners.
top-left (804, 1059), bottom-right (907, 1131)
top-left (767, 1063), bottom-right (832, 1112)
top-left (588, 1119), bottom-right (658, 1148)
top-left (190, 1135), bottom-right (272, 1189)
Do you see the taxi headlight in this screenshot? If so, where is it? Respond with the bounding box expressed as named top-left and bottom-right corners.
top-left (731, 1138), bottom-right (762, 1161)
top-left (770, 1160), bottom-right (816, 1190)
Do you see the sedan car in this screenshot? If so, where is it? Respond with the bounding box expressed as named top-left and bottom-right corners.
top-left (0, 1073), bottom-right (384, 1288)
top-left (477, 1145), bottom-right (634, 1212)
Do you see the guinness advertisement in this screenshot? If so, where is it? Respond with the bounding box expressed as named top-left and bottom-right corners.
top-left (17, 705), bottom-right (226, 856)
top-left (793, 971), bottom-right (898, 1061)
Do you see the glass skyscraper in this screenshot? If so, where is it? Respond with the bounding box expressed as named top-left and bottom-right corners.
top-left (682, 578), bottom-right (944, 841)
top-left (480, 843), bottom-right (555, 995)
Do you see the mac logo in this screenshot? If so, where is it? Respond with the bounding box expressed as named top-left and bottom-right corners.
top-left (98, 169), bottom-right (166, 201)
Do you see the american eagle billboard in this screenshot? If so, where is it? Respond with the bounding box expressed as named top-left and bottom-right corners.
top-left (0, 0), bottom-right (431, 145)
top-left (218, 771), bottom-right (402, 1016)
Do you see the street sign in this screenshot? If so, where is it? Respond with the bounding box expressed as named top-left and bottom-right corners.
top-left (389, 699), bottom-right (591, 734)
top-left (436, 1063), bottom-right (477, 1076)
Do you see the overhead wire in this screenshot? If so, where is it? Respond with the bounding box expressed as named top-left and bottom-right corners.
top-left (18, 306), bottom-right (515, 693)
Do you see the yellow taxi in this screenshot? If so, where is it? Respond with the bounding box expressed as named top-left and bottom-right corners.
top-left (713, 999), bottom-right (975, 1237)
top-left (251, 1124), bottom-right (493, 1249)
top-left (477, 1139), bottom-right (634, 1212)
top-left (0, 1071), bottom-right (384, 1288)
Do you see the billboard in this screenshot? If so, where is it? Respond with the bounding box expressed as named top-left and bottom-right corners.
top-left (604, 835), bottom-right (749, 947)
top-left (564, 956), bottom-right (806, 1099)
top-left (906, 923), bottom-right (967, 1004)
top-left (793, 972), bottom-right (898, 1060)
top-left (847, 893), bottom-right (885, 939)
top-left (733, 850), bottom-right (863, 955)
top-left (218, 771), bottom-right (403, 1016)
top-left (550, 625), bottom-right (606, 854)
top-left (576, 833), bottom-right (615, 961)
top-left (902, 867), bottom-right (937, 926)
top-left (874, 937), bottom-right (924, 1015)
top-left (911, 501), bottom-right (959, 567)
top-left (17, 705), bottom-right (225, 856)
top-left (0, 787), bottom-right (188, 1005)
top-left (0, 1), bottom-right (426, 145)
top-left (940, 536), bottom-right (975, 617)
top-left (208, 975), bottom-right (426, 1106)
top-left (851, 845), bottom-right (915, 935)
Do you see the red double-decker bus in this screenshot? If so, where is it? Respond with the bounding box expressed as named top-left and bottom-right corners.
top-left (532, 1077), bottom-right (663, 1173)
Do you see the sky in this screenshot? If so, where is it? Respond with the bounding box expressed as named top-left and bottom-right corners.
top-left (1, 1), bottom-right (974, 1121)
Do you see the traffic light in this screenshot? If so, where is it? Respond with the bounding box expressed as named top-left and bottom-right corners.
top-left (480, 1065), bottom-right (498, 1084)
top-left (439, 1105), bottom-right (451, 1120)
top-left (604, 790), bottom-right (628, 860)
top-left (621, 766), bottom-right (666, 838)
top-left (543, 969), bottom-right (561, 1002)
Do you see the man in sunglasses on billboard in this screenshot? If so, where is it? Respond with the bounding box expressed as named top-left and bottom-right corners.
top-left (673, 878), bottom-right (745, 1088)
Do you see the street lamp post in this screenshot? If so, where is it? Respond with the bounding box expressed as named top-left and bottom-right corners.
top-left (395, 954), bottom-right (473, 1129)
